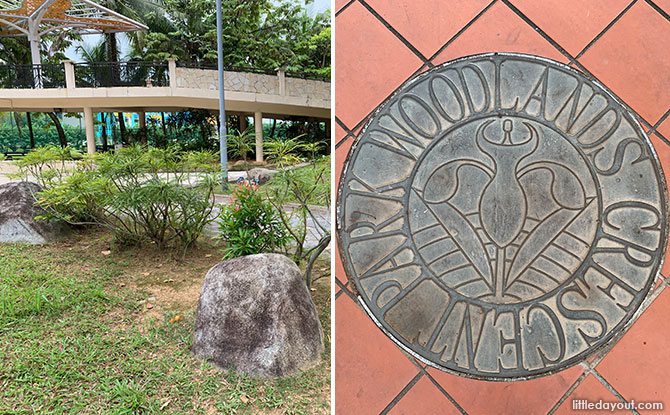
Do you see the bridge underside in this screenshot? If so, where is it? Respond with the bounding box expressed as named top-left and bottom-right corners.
top-left (0, 87), bottom-right (330, 120)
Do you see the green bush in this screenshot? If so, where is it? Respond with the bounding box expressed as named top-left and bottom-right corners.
top-left (217, 186), bottom-right (289, 259)
top-left (22, 145), bottom-right (219, 249)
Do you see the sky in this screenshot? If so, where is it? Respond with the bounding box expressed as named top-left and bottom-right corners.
top-left (65, 0), bottom-right (331, 61)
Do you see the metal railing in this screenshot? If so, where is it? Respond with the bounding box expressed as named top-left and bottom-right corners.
top-left (73, 61), bottom-right (169, 88)
top-left (0, 60), bottom-right (330, 89)
top-left (285, 70), bottom-right (330, 82)
top-left (0, 63), bottom-right (66, 88)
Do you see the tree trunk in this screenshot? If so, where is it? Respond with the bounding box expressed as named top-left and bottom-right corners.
top-left (138, 111), bottom-right (147, 145)
top-left (13, 112), bottom-right (23, 140)
top-left (101, 113), bottom-right (109, 151)
top-left (118, 112), bottom-right (129, 145)
top-left (160, 112), bottom-right (168, 146)
top-left (47, 112), bottom-right (67, 148)
top-left (26, 112), bottom-right (35, 148)
top-left (270, 118), bottom-right (276, 139)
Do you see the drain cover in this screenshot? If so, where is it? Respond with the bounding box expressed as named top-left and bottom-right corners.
top-left (336, 53), bottom-right (668, 380)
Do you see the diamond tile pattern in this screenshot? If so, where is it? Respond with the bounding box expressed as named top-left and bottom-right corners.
top-left (335, 0), bottom-right (670, 412)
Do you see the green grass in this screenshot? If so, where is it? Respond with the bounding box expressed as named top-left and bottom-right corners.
top-left (0, 236), bottom-right (330, 414)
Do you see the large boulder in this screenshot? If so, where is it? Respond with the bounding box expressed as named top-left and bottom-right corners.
top-left (246, 167), bottom-right (276, 185)
top-left (0, 181), bottom-right (69, 244)
top-left (192, 253), bottom-right (323, 378)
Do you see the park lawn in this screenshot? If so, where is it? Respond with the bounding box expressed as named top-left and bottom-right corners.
top-left (0, 229), bottom-right (331, 415)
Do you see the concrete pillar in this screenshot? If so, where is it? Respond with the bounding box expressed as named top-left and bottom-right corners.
top-left (63, 61), bottom-right (75, 90)
top-left (84, 107), bottom-right (96, 154)
top-left (167, 58), bottom-right (177, 91)
top-left (254, 111), bottom-right (263, 162)
top-left (277, 68), bottom-right (286, 96)
top-left (240, 114), bottom-right (248, 133)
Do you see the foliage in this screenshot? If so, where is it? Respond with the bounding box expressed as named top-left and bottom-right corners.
top-left (12, 145), bottom-right (83, 188)
top-left (0, 114), bottom-right (86, 152)
top-left (226, 128), bottom-right (255, 165)
top-left (266, 157), bottom-right (331, 287)
top-left (263, 135), bottom-right (306, 167)
top-left (131, 0), bottom-right (330, 76)
top-left (218, 185), bottom-right (289, 259)
top-left (19, 145), bottom-right (219, 250)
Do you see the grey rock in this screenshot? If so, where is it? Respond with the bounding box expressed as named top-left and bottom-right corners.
top-left (192, 253), bottom-right (323, 378)
top-left (0, 181), bottom-right (69, 244)
top-left (247, 167), bottom-right (275, 185)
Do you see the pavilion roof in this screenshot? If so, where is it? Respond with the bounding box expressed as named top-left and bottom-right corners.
top-left (0, 0), bottom-right (147, 38)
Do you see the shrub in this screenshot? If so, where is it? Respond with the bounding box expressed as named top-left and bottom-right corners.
top-left (22, 145), bottom-right (218, 250)
top-left (217, 185), bottom-right (289, 259)
top-left (266, 158), bottom-right (331, 287)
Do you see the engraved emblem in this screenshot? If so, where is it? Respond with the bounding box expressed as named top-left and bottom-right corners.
top-left (337, 53), bottom-right (668, 380)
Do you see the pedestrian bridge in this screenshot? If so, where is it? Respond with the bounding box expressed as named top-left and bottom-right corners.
top-left (0, 60), bottom-right (331, 155)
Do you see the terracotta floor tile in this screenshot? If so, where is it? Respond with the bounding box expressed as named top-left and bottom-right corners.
top-left (334, 137), bottom-right (353, 196)
top-left (432, 2), bottom-right (567, 66)
top-left (335, 0), bottom-right (352, 14)
top-left (428, 365), bottom-right (584, 415)
top-left (647, 133), bottom-right (670, 277)
top-left (553, 374), bottom-right (631, 415)
top-left (334, 241), bottom-right (348, 286)
top-left (335, 295), bottom-right (419, 415)
top-left (596, 288), bottom-right (670, 413)
top-left (388, 376), bottom-right (462, 415)
top-left (335, 121), bottom-right (347, 144)
top-left (335, 2), bottom-right (423, 128)
top-left (652, 0), bottom-right (670, 15)
top-left (364, 0), bottom-right (489, 58)
top-left (509, 0), bottom-right (630, 56)
top-left (579, 1), bottom-right (670, 124)
top-left (655, 115), bottom-right (670, 140)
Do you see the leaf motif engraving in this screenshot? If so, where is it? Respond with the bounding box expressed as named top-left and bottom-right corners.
top-left (506, 198), bottom-right (595, 289)
top-left (425, 200), bottom-right (494, 290)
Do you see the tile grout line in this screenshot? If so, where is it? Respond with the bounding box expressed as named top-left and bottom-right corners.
top-left (425, 0), bottom-right (499, 63)
top-left (335, 278), bottom-right (356, 302)
top-left (335, 116), bottom-right (352, 135)
top-left (547, 370), bottom-right (589, 414)
top-left (570, 0), bottom-right (638, 63)
top-left (355, 0), bottom-right (432, 66)
top-left (501, 0), bottom-right (662, 137)
top-left (335, 133), bottom-right (354, 149)
top-left (378, 371), bottom-right (425, 415)
top-left (334, 0), bottom-right (356, 17)
top-left (334, 61), bottom-right (427, 149)
top-left (423, 370), bottom-right (469, 415)
top-left (591, 368), bottom-right (642, 415)
top-left (645, 0), bottom-right (670, 21)
top-left (335, 0), bottom-right (496, 143)
top-left (585, 282), bottom-right (666, 371)
top-left (645, 107), bottom-right (670, 137)
top-left (501, 0), bottom-right (576, 61)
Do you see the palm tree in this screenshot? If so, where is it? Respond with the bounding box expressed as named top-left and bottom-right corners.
top-left (264, 135), bottom-right (306, 168)
top-left (227, 129), bottom-right (255, 173)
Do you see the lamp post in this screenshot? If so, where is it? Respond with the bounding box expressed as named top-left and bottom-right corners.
top-left (216, 0), bottom-right (228, 191)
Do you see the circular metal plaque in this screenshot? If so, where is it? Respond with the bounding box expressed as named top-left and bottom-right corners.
top-left (336, 53), bottom-right (668, 380)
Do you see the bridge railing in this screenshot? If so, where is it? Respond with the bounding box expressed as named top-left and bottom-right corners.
top-left (0, 63), bottom-right (66, 88)
top-left (73, 61), bottom-right (170, 88)
top-left (0, 60), bottom-right (329, 89)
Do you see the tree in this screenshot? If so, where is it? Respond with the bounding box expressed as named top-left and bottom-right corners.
top-left (226, 128), bottom-right (255, 169)
top-left (136, 0), bottom-right (331, 75)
